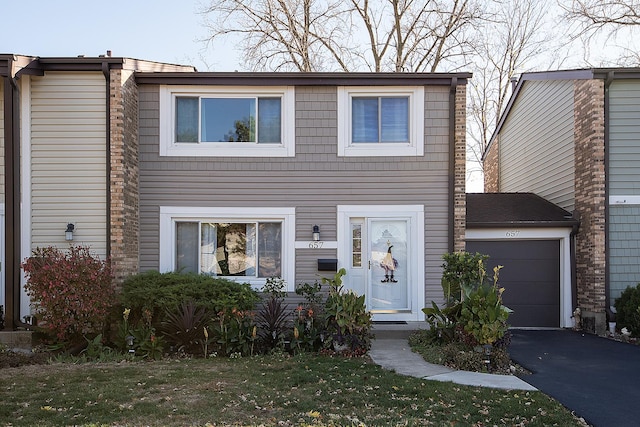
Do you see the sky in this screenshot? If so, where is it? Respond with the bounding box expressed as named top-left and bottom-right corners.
top-left (0, 0), bottom-right (236, 71)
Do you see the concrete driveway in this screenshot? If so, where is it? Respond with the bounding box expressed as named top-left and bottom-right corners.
top-left (509, 329), bottom-right (640, 427)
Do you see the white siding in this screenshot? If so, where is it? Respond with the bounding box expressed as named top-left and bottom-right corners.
top-left (30, 72), bottom-right (107, 256)
top-left (609, 81), bottom-right (640, 196)
top-left (499, 80), bottom-right (575, 211)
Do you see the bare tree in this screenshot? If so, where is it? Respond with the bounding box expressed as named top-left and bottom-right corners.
top-left (200, 0), bottom-right (485, 72)
top-left (348, 0), bottom-right (484, 72)
top-left (560, 0), bottom-right (640, 66)
top-left (201, 0), bottom-right (354, 71)
top-left (466, 0), bottom-right (556, 189)
top-left (562, 0), bottom-right (640, 37)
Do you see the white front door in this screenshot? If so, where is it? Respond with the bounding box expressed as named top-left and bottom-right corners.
top-left (338, 205), bottom-right (424, 322)
top-left (367, 218), bottom-right (410, 313)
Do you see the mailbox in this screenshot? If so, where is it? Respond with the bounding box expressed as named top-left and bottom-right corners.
top-left (317, 258), bottom-right (338, 272)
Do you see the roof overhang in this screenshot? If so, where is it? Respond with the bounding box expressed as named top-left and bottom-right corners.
top-left (466, 193), bottom-right (579, 229)
top-left (134, 71), bottom-right (472, 86)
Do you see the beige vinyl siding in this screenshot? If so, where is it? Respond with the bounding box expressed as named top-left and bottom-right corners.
top-left (30, 72), bottom-right (107, 257)
top-left (139, 85), bottom-right (452, 305)
top-left (499, 80), bottom-right (575, 211)
top-left (0, 80), bottom-right (4, 200)
top-left (609, 81), bottom-right (640, 196)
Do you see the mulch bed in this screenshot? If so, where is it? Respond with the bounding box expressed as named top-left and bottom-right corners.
top-left (0, 350), bottom-right (50, 369)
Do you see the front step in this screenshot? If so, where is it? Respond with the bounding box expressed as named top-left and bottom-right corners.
top-left (372, 321), bottom-right (427, 340)
top-left (0, 331), bottom-right (33, 351)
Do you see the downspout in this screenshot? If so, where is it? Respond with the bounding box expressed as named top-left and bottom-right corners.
top-left (604, 71), bottom-right (614, 319)
top-left (3, 60), bottom-right (28, 330)
top-left (448, 77), bottom-right (458, 253)
top-left (102, 61), bottom-right (111, 259)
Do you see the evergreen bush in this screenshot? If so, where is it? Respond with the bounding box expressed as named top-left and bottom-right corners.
top-left (614, 283), bottom-right (640, 337)
top-left (120, 271), bottom-right (259, 325)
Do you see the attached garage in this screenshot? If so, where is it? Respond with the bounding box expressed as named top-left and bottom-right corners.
top-left (466, 193), bottom-right (578, 328)
top-left (467, 239), bottom-right (560, 327)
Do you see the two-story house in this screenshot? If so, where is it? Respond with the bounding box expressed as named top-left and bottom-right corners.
top-left (1, 54), bottom-right (469, 329)
top-left (485, 68), bottom-right (640, 334)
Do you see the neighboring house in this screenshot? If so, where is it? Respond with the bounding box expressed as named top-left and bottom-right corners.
top-left (1, 53), bottom-right (470, 329)
top-left (0, 54), bottom-right (195, 329)
top-left (484, 68), bottom-right (640, 334)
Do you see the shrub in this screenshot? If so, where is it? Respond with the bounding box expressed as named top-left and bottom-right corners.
top-left (115, 307), bottom-right (165, 360)
top-left (22, 245), bottom-right (114, 346)
top-left (211, 308), bottom-right (258, 356)
top-left (441, 251), bottom-right (489, 305)
top-left (120, 271), bottom-right (260, 325)
top-left (459, 265), bottom-right (511, 345)
top-left (423, 252), bottom-right (489, 344)
top-left (323, 269), bottom-right (372, 354)
top-left (615, 283), bottom-right (640, 337)
top-left (162, 301), bottom-right (211, 355)
top-left (256, 277), bottom-right (289, 352)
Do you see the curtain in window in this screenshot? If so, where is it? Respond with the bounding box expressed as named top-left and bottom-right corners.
top-left (176, 97), bottom-right (199, 142)
top-left (176, 221), bottom-right (282, 278)
top-left (352, 97), bottom-right (379, 143)
top-left (176, 222), bottom-right (199, 273)
top-left (257, 98), bottom-right (281, 144)
top-left (200, 223), bottom-right (218, 275)
top-left (381, 97), bottom-right (409, 142)
top-left (258, 222), bottom-right (282, 277)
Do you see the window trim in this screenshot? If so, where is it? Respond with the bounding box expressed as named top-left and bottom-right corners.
top-left (337, 86), bottom-right (425, 157)
top-left (159, 86), bottom-right (295, 157)
top-left (159, 206), bottom-right (296, 290)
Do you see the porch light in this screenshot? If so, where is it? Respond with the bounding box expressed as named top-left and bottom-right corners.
top-left (312, 225), bottom-right (320, 241)
top-left (65, 223), bottom-right (75, 241)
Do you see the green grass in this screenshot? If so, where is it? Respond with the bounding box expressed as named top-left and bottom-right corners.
top-left (0, 353), bottom-right (585, 426)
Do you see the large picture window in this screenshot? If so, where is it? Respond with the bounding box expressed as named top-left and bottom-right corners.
top-left (337, 86), bottom-right (424, 157)
top-left (160, 86), bottom-right (295, 157)
top-left (176, 96), bottom-right (282, 144)
top-left (160, 207), bottom-right (295, 289)
top-left (176, 221), bottom-right (282, 278)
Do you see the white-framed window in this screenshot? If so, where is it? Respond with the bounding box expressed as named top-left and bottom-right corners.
top-left (337, 86), bottom-right (425, 157)
top-left (159, 207), bottom-right (295, 290)
top-left (159, 86), bottom-right (295, 157)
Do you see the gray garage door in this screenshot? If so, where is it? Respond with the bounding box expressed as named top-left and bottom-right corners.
top-left (466, 240), bottom-right (560, 328)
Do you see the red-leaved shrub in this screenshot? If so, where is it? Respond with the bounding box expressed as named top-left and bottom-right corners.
top-left (22, 245), bottom-right (114, 344)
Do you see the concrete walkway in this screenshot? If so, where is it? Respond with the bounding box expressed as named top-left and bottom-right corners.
top-left (369, 330), bottom-right (536, 391)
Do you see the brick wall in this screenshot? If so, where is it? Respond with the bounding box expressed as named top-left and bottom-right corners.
top-left (109, 69), bottom-right (140, 284)
top-left (483, 136), bottom-right (499, 192)
top-left (573, 79), bottom-right (606, 317)
top-left (454, 84), bottom-right (466, 252)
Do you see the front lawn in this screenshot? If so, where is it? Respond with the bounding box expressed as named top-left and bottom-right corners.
top-left (0, 353), bottom-right (586, 426)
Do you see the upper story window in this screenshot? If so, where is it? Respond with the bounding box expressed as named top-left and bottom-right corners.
top-left (160, 86), bottom-right (295, 157)
top-left (337, 87), bottom-right (424, 157)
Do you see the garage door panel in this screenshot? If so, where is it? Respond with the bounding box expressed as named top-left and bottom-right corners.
top-left (497, 260), bottom-right (559, 282)
top-left (466, 240), bottom-right (560, 328)
top-left (502, 282), bottom-right (558, 305)
top-left (508, 304), bottom-right (560, 328)
top-left (473, 240), bottom-right (558, 260)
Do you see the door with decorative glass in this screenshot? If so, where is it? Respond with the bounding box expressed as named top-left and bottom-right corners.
top-left (367, 218), bottom-right (410, 313)
top-left (344, 213), bottom-right (420, 321)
